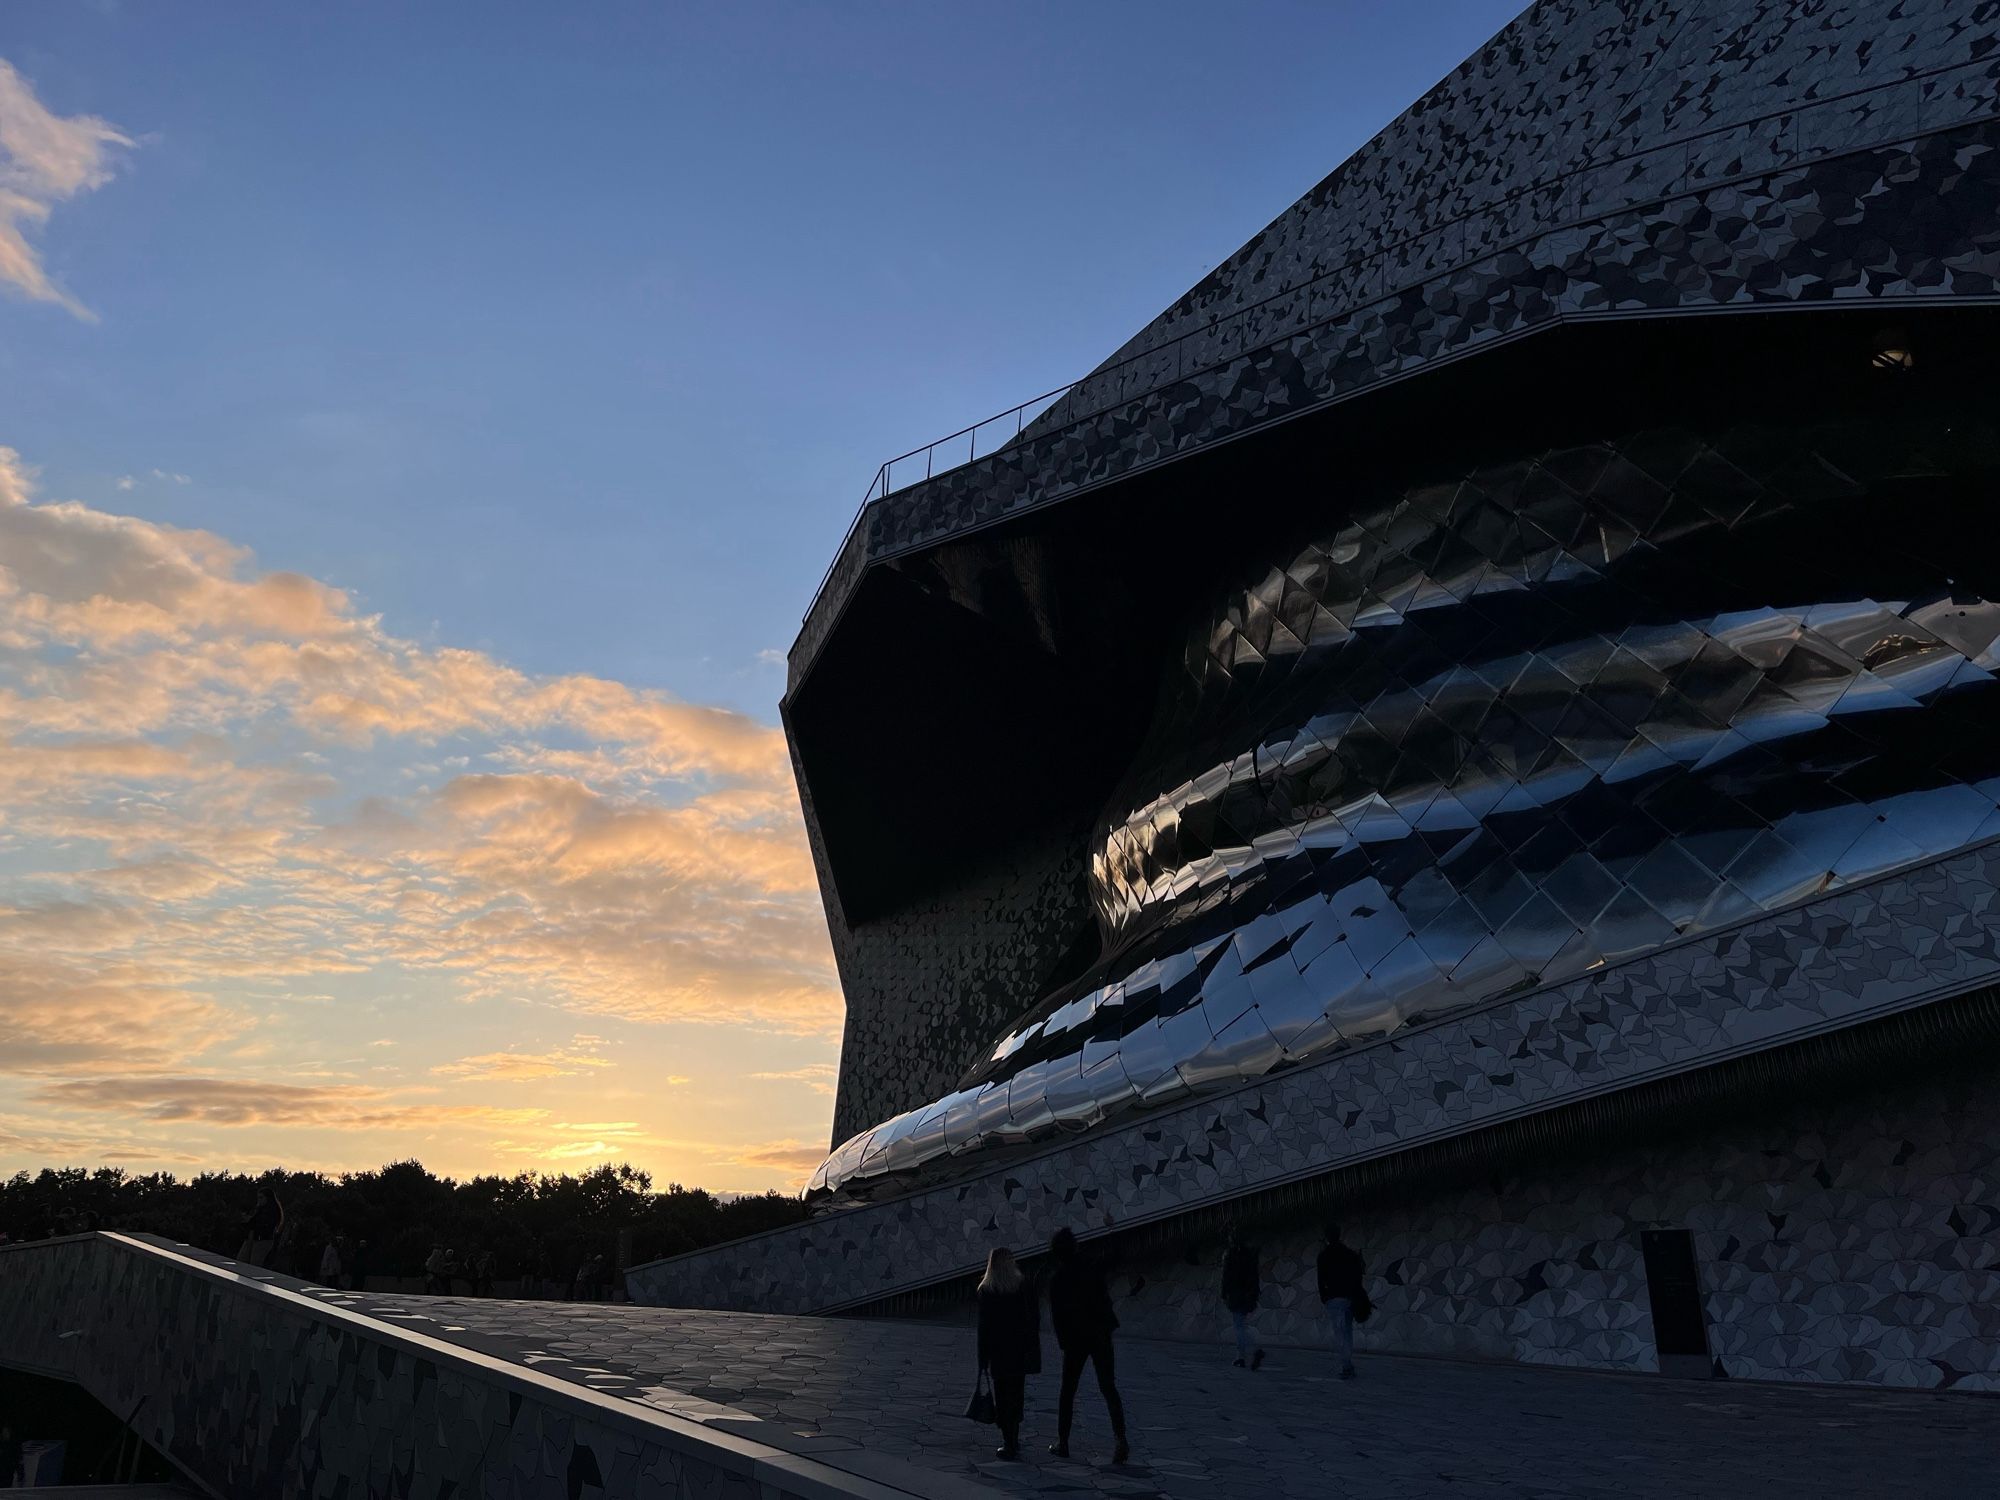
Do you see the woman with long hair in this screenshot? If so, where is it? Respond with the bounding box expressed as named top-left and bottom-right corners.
top-left (237, 1185), bottom-right (284, 1269)
top-left (975, 1245), bottom-right (1042, 1459)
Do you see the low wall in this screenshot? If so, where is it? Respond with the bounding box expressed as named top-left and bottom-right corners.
top-left (1103, 1045), bottom-right (2000, 1389)
top-left (0, 1232), bottom-right (971, 1500)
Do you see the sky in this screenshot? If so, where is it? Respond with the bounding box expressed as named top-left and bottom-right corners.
top-left (0, 0), bottom-right (1523, 1192)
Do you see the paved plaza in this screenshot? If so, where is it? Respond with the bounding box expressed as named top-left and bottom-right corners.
top-left (311, 1287), bottom-right (1995, 1498)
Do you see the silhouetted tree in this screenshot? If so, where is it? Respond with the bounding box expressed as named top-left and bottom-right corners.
top-left (0, 1159), bottom-right (806, 1284)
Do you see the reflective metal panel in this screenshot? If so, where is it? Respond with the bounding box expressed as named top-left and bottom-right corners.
top-left (815, 414), bottom-right (2000, 1201)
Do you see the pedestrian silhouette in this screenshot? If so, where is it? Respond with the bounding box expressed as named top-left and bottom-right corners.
top-left (236, 1187), bottom-right (284, 1269)
top-left (1045, 1227), bottom-right (1129, 1463)
top-left (975, 1246), bottom-right (1041, 1460)
top-left (1317, 1222), bottom-right (1368, 1379)
top-left (1221, 1225), bottom-right (1264, 1369)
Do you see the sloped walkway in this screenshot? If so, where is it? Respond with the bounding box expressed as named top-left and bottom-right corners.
top-left (313, 1287), bottom-right (1996, 1499)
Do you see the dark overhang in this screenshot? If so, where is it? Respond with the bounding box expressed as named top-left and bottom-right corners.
top-left (786, 1), bottom-right (2000, 925)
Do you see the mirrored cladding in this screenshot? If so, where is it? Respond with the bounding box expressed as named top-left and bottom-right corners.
top-left (811, 409), bottom-right (2000, 1203)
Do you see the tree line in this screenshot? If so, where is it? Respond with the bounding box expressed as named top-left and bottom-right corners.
top-left (0, 1159), bottom-right (807, 1286)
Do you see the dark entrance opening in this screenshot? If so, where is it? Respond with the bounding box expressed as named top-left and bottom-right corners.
top-left (0, 1367), bottom-right (184, 1487)
top-left (1640, 1228), bottom-right (1714, 1379)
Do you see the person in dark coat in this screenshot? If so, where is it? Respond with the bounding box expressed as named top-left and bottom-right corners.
top-left (1317, 1222), bottom-right (1366, 1379)
top-left (236, 1187), bottom-right (283, 1269)
top-left (1221, 1225), bottom-right (1264, 1369)
top-left (975, 1246), bottom-right (1042, 1460)
top-left (1045, 1227), bottom-right (1129, 1463)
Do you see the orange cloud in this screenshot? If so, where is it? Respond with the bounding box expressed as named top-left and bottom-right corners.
top-left (0, 444), bottom-right (840, 1183)
top-left (432, 1044), bottom-right (614, 1082)
top-left (0, 1112), bottom-right (191, 1163)
top-left (34, 1075), bottom-right (550, 1130)
top-left (0, 448), bottom-right (837, 1032)
top-left (718, 1139), bottom-right (827, 1176)
top-left (750, 1063), bottom-right (839, 1096)
top-left (0, 954), bottom-right (243, 1076)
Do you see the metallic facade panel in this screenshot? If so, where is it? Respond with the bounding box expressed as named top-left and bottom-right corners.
top-left (814, 410), bottom-right (2000, 1199)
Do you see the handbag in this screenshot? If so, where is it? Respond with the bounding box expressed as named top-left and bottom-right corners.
top-left (964, 1370), bottom-right (995, 1424)
top-left (1353, 1287), bottom-right (1375, 1325)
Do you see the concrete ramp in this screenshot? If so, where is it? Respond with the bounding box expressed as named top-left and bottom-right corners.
top-left (0, 1232), bottom-right (994, 1500)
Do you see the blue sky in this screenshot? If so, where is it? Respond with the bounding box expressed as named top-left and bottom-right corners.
top-left (4, 0), bottom-right (1520, 712)
top-left (0, 2), bottom-right (1522, 1187)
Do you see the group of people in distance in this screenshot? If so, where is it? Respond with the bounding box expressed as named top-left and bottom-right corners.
top-left (974, 1221), bottom-right (1368, 1463)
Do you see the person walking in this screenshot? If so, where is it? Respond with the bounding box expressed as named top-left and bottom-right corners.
top-left (1044, 1227), bottom-right (1129, 1463)
top-left (1317, 1222), bottom-right (1367, 1380)
top-left (318, 1236), bottom-right (343, 1288)
top-left (975, 1246), bottom-right (1042, 1460)
top-left (349, 1238), bottom-right (371, 1293)
top-left (1221, 1226), bottom-right (1264, 1369)
top-left (236, 1187), bottom-right (284, 1268)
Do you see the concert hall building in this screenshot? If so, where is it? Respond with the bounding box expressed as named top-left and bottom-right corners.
top-left (631, 0), bottom-right (2000, 1388)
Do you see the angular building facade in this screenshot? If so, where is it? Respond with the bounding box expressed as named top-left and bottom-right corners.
top-left (629, 1), bottom-right (2000, 1387)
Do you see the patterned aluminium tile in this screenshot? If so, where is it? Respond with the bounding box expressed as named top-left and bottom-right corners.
top-left (632, 837), bottom-right (2000, 1375)
top-left (770, 0), bottom-right (2000, 1399)
top-left (797, 6), bottom-right (2000, 674)
top-left (801, 0), bottom-right (2000, 1186)
top-left (812, 408), bottom-right (2000, 1199)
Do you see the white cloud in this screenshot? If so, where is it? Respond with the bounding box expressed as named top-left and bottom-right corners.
top-left (0, 58), bottom-right (133, 319)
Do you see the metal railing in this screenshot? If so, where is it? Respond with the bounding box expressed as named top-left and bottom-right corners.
top-left (801, 52), bottom-right (1994, 628)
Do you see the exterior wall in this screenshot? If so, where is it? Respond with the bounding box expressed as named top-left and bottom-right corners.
top-left (843, 117), bottom-right (2000, 576)
top-left (794, 24), bottom-right (2000, 672)
top-left (629, 838), bottom-right (2000, 1326)
top-left (797, 0), bottom-right (2000, 1181)
top-left (0, 1233), bottom-right (936, 1500)
top-left (1109, 1058), bottom-right (2000, 1390)
top-left (811, 401), bottom-right (2000, 1201)
top-left (825, 820), bottom-right (1092, 1143)
top-left (1082, 0), bottom-right (1998, 374)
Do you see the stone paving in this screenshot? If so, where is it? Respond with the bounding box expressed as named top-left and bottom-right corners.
top-left (308, 1287), bottom-right (1997, 1498)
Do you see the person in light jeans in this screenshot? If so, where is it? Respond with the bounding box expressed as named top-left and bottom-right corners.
top-left (1316, 1221), bottom-right (1366, 1379)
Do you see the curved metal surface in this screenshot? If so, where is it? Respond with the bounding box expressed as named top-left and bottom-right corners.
top-left (813, 408), bottom-right (2000, 1200)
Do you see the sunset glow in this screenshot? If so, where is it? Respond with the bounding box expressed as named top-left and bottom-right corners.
top-left (0, 424), bottom-right (839, 1187)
